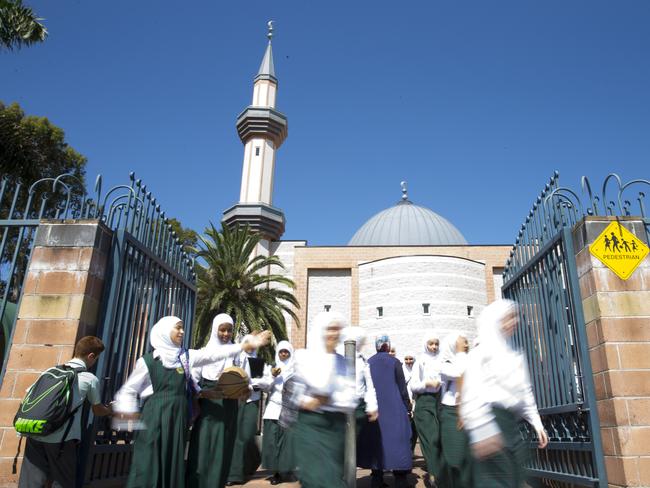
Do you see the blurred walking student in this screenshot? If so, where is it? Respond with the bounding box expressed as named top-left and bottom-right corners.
top-left (261, 340), bottom-right (297, 485)
top-left (357, 335), bottom-right (412, 488)
top-left (292, 312), bottom-right (356, 488)
top-left (340, 327), bottom-right (378, 437)
top-left (439, 332), bottom-right (472, 488)
top-left (187, 314), bottom-right (250, 488)
top-left (113, 316), bottom-right (270, 488)
top-left (460, 300), bottom-right (549, 488)
top-left (227, 334), bottom-right (272, 485)
top-left (410, 333), bottom-right (443, 488)
top-left (17, 336), bottom-right (111, 488)
top-left (402, 354), bottom-right (418, 452)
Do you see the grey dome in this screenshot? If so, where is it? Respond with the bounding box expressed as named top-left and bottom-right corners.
top-left (349, 200), bottom-right (467, 246)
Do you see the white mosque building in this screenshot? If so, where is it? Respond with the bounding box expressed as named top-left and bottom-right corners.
top-left (222, 26), bottom-right (510, 357)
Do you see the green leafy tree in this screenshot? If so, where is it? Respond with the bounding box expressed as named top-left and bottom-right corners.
top-left (0, 101), bottom-right (86, 187)
top-left (193, 224), bottom-right (299, 348)
top-left (0, 0), bottom-right (47, 51)
top-left (167, 218), bottom-right (199, 258)
top-left (0, 102), bottom-right (87, 301)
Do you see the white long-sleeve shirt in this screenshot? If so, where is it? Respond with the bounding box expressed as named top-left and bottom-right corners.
top-left (460, 350), bottom-right (543, 444)
top-left (262, 363), bottom-right (294, 420)
top-left (355, 355), bottom-right (378, 414)
top-left (440, 352), bottom-right (468, 406)
top-left (410, 353), bottom-right (442, 395)
top-left (114, 343), bottom-right (241, 413)
top-left (293, 350), bottom-right (356, 414)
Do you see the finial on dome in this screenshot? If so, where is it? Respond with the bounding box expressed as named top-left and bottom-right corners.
top-left (267, 20), bottom-right (274, 42)
top-left (400, 181), bottom-right (408, 201)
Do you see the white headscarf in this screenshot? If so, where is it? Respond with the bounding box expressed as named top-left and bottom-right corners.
top-left (309, 311), bottom-right (346, 353)
top-left (422, 331), bottom-right (440, 357)
top-left (402, 355), bottom-right (415, 383)
top-left (200, 313), bottom-right (235, 381)
top-left (150, 316), bottom-right (183, 368)
top-left (440, 332), bottom-right (462, 363)
top-left (477, 300), bottom-right (517, 358)
top-left (275, 340), bottom-right (294, 379)
top-left (474, 299), bottom-right (529, 400)
top-left (275, 340), bottom-right (294, 366)
top-left (418, 330), bottom-right (441, 380)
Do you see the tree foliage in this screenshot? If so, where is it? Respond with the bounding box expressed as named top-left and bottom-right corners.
top-left (193, 224), bottom-right (299, 348)
top-left (0, 102), bottom-right (87, 302)
top-left (0, 101), bottom-right (86, 187)
top-left (0, 0), bottom-right (47, 51)
top-left (167, 218), bottom-right (199, 258)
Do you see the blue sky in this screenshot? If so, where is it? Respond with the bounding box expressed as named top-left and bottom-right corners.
top-left (3, 1), bottom-right (650, 245)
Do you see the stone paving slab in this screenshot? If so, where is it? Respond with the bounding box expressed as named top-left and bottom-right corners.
top-left (236, 449), bottom-right (430, 488)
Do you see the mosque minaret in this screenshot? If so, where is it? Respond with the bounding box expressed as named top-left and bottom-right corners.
top-left (223, 21), bottom-right (288, 245)
top-left (222, 22), bottom-right (511, 351)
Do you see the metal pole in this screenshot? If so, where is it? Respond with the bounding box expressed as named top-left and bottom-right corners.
top-left (344, 339), bottom-right (357, 488)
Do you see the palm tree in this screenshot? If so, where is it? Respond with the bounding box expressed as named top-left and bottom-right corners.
top-left (193, 223), bottom-right (299, 347)
top-left (0, 0), bottom-right (47, 51)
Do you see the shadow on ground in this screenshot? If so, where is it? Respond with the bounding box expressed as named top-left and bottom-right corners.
top-left (239, 446), bottom-right (429, 488)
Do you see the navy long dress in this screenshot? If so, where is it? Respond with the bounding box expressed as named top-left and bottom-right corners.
top-left (357, 352), bottom-right (412, 471)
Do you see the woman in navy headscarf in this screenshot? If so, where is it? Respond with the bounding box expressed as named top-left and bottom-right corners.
top-left (357, 334), bottom-right (412, 488)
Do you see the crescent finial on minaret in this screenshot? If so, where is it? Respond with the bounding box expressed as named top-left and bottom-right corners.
top-left (267, 20), bottom-right (274, 41)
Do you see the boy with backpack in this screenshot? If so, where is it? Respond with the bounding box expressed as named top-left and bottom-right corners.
top-left (16, 336), bottom-right (112, 488)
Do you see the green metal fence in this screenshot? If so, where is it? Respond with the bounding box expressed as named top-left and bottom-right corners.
top-left (502, 172), bottom-right (650, 487)
top-left (81, 173), bottom-right (196, 487)
top-left (0, 172), bottom-right (196, 486)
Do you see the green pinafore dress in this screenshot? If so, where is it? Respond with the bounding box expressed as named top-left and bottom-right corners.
top-left (126, 353), bottom-right (190, 488)
top-left (187, 378), bottom-right (239, 488)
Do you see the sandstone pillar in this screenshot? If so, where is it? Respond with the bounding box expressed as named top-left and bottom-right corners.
top-left (0, 220), bottom-right (112, 485)
top-left (574, 216), bottom-right (650, 487)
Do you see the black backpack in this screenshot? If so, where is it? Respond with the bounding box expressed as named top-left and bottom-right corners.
top-left (13, 364), bottom-right (84, 437)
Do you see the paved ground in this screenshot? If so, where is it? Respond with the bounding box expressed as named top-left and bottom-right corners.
top-left (239, 446), bottom-right (430, 488)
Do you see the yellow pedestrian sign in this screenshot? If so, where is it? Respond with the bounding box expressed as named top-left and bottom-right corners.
top-left (589, 221), bottom-right (649, 280)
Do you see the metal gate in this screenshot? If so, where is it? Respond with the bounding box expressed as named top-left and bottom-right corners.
top-left (81, 173), bottom-right (196, 487)
top-left (0, 174), bottom-right (92, 380)
top-left (502, 172), bottom-right (650, 487)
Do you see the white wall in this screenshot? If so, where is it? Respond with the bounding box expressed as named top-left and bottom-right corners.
top-left (306, 269), bottom-right (352, 347)
top-left (269, 240), bottom-right (305, 340)
top-left (358, 255), bottom-right (487, 358)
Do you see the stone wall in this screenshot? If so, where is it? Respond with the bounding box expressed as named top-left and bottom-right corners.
top-left (290, 244), bottom-right (510, 348)
top-left (0, 220), bottom-right (112, 485)
top-left (306, 269), bottom-right (352, 346)
top-left (270, 240), bottom-right (306, 339)
top-left (573, 216), bottom-right (650, 487)
top-left (358, 255), bottom-right (486, 357)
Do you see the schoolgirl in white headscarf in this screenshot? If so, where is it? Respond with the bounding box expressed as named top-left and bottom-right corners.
top-left (438, 332), bottom-right (472, 487)
top-left (227, 334), bottom-right (273, 484)
top-left (410, 331), bottom-right (443, 487)
top-left (187, 313), bottom-right (252, 488)
top-left (114, 315), bottom-right (270, 488)
top-left (262, 340), bottom-right (297, 484)
top-left (292, 311), bottom-right (356, 488)
top-left (401, 354), bottom-right (417, 452)
top-left (460, 300), bottom-right (548, 486)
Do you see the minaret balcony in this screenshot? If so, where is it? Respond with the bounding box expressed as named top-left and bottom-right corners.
top-left (222, 203), bottom-right (285, 241)
top-left (236, 106), bottom-right (288, 148)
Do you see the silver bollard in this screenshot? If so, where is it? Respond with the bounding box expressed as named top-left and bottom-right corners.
top-left (344, 339), bottom-right (357, 488)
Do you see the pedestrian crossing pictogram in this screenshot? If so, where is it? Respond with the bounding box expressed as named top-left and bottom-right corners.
top-left (589, 221), bottom-right (649, 280)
